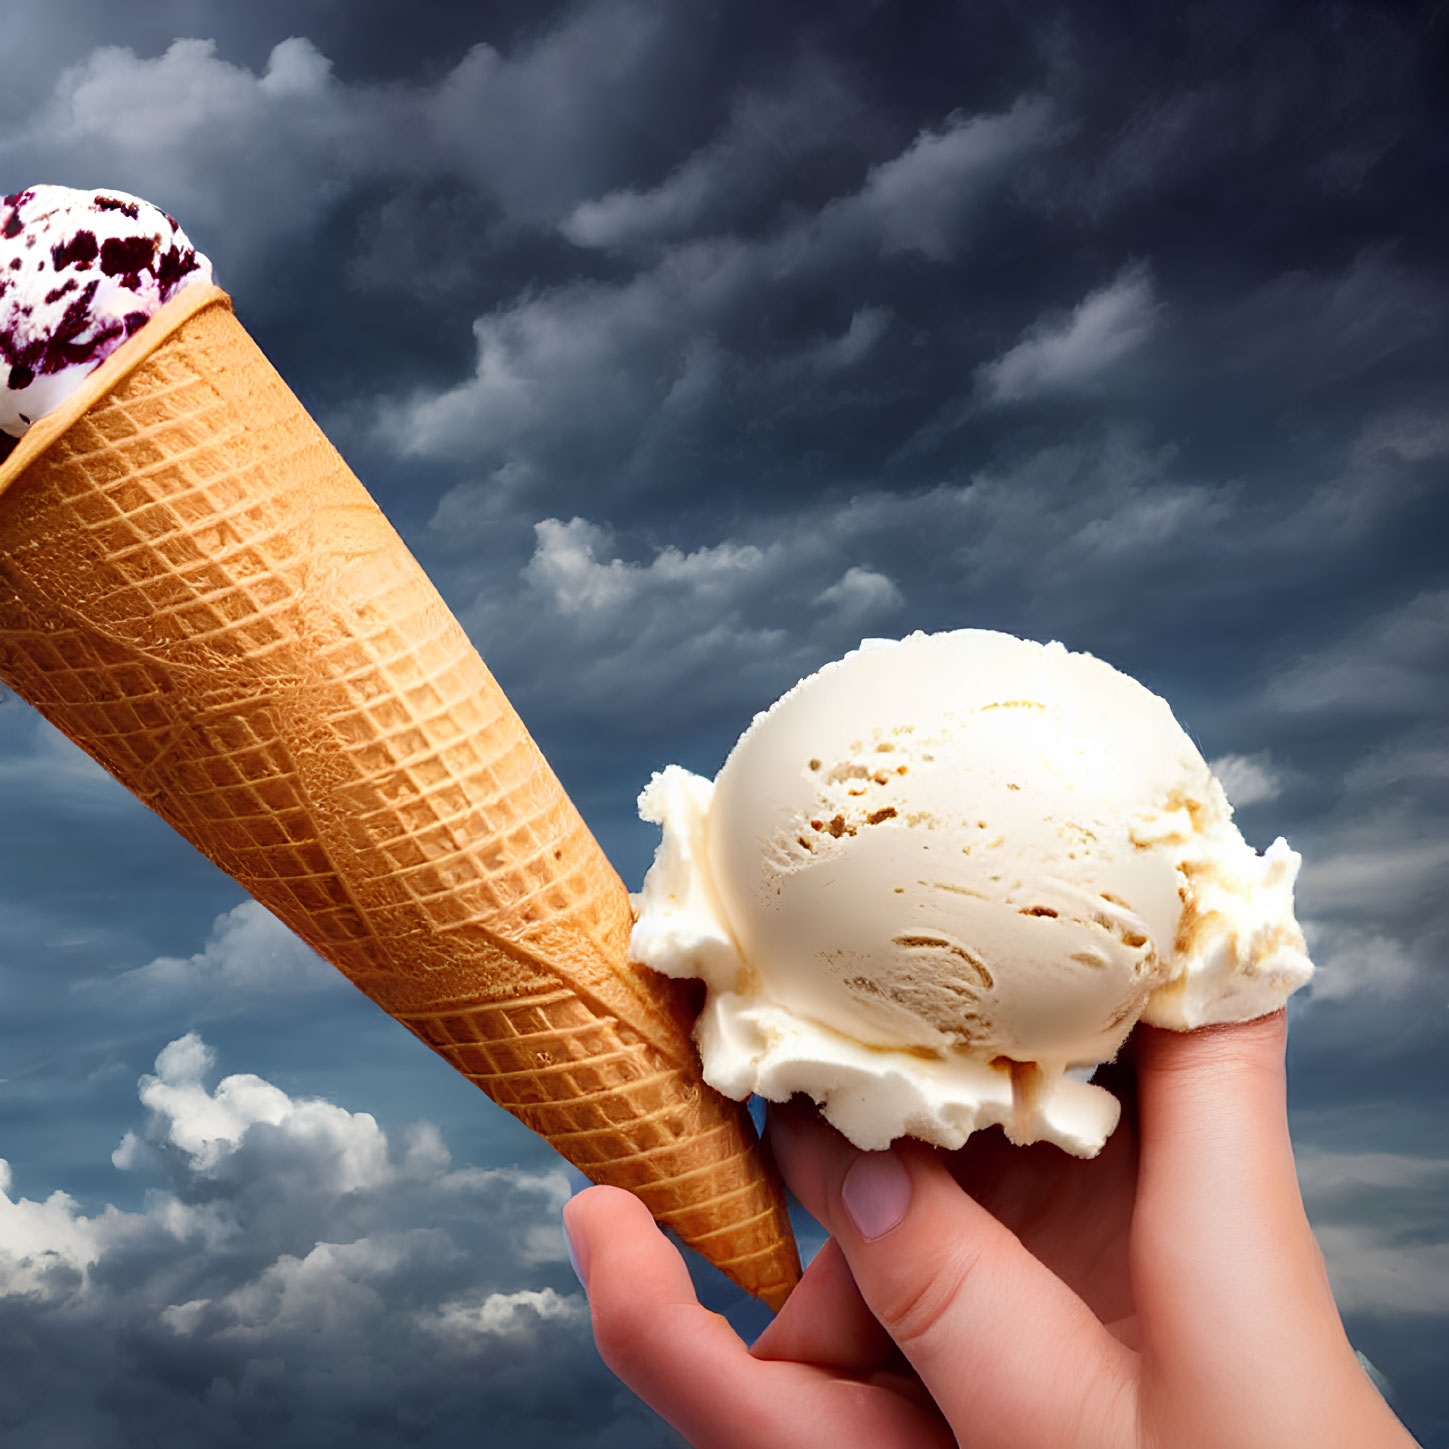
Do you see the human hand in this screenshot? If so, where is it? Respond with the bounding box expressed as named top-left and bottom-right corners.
top-left (563, 1012), bottom-right (1418, 1448)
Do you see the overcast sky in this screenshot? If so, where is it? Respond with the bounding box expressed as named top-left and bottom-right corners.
top-left (1, 1), bottom-right (1446, 1444)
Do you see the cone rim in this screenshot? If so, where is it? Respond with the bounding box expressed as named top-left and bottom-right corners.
top-left (0, 282), bottom-right (233, 503)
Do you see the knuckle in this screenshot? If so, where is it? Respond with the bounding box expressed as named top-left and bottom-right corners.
top-left (1142, 1012), bottom-right (1286, 1078)
top-left (874, 1238), bottom-right (985, 1352)
top-left (589, 1297), bottom-right (653, 1380)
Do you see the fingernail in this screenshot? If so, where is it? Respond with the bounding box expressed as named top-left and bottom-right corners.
top-left (841, 1151), bottom-right (911, 1241)
top-left (562, 1199), bottom-right (591, 1293)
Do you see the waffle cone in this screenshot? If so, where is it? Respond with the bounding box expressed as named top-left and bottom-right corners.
top-left (0, 284), bottom-right (799, 1309)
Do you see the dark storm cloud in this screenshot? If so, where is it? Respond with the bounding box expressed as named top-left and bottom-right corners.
top-left (1267, 589), bottom-right (1449, 721)
top-left (381, 94), bottom-right (1056, 486)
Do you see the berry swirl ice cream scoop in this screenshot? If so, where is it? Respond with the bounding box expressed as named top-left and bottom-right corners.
top-left (631, 630), bottom-right (1315, 1157)
top-left (0, 185), bottom-right (212, 446)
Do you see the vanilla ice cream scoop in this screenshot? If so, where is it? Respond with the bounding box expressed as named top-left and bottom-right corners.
top-left (0, 185), bottom-right (212, 442)
top-left (630, 631), bottom-right (1313, 1156)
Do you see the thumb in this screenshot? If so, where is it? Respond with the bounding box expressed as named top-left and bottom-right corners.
top-left (1130, 1014), bottom-right (1361, 1435)
top-left (1132, 1012), bottom-right (1333, 1326)
top-left (769, 1105), bottom-right (1137, 1449)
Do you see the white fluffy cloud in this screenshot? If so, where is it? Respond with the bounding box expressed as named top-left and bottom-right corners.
top-left (1298, 1150), bottom-right (1449, 1316)
top-left (0, 1157), bottom-right (133, 1296)
top-left (1318, 1228), bottom-right (1449, 1318)
top-left (1299, 923), bottom-right (1426, 1004)
top-left (977, 262), bottom-right (1159, 403)
top-left (4, 1031), bottom-right (574, 1306)
top-left (566, 91), bottom-right (1052, 258)
top-left (121, 1031), bottom-right (394, 1189)
top-left (1296, 825), bottom-right (1449, 920)
top-left (1287, 812), bottom-right (1443, 1021)
top-left (421, 1), bottom-right (689, 223)
top-left (439, 430), bottom-right (1289, 736)
top-left (0, 5), bottom-right (702, 290)
top-left (101, 901), bottom-right (340, 999)
top-left (1344, 727), bottom-right (1449, 795)
top-left (1244, 591), bottom-right (1449, 1021)
top-left (2, 38), bottom-right (370, 277)
top-left (834, 97), bottom-right (1054, 260)
top-left (0, 1034), bottom-right (651, 1447)
top-left (426, 1286), bottom-right (585, 1342)
top-left (525, 516), bottom-right (777, 618)
top-left (814, 566), bottom-right (903, 619)
top-left (478, 515), bottom-right (804, 732)
top-left (1208, 751), bottom-right (1284, 808)
top-left (389, 246), bottom-right (743, 463)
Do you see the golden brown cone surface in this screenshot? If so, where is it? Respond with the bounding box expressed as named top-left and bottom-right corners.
top-left (0, 284), bottom-right (799, 1309)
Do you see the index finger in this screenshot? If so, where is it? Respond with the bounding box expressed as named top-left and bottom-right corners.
top-left (767, 1103), bottom-right (1137, 1446)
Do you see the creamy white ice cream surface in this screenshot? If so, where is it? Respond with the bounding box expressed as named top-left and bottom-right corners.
top-left (630, 630), bottom-right (1313, 1157)
top-left (0, 185), bottom-right (213, 442)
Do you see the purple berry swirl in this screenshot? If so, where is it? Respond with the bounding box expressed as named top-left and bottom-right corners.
top-left (0, 185), bottom-right (214, 458)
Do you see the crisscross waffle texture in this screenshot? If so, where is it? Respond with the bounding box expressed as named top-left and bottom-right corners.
top-left (0, 285), bottom-right (799, 1309)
